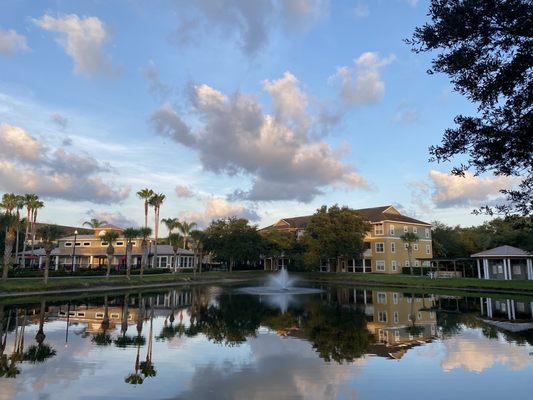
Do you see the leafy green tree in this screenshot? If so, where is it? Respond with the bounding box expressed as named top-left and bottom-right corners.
top-left (176, 220), bottom-right (197, 249)
top-left (136, 188), bottom-right (154, 229)
top-left (260, 230), bottom-right (299, 270)
top-left (0, 213), bottom-right (19, 281)
top-left (82, 218), bottom-right (108, 228)
top-left (408, 0), bottom-right (532, 215)
top-left (203, 218), bottom-right (262, 272)
top-left (303, 205), bottom-right (370, 272)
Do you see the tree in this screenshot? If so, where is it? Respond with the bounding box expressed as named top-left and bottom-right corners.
top-left (28, 199), bottom-right (44, 263)
top-left (123, 228), bottom-right (139, 280)
top-left (13, 195), bottom-right (24, 266)
top-left (161, 217), bottom-right (179, 239)
top-left (138, 227), bottom-right (152, 278)
top-left (408, 0), bottom-right (533, 215)
top-left (36, 225), bottom-right (64, 285)
top-left (176, 220), bottom-right (197, 249)
top-left (303, 205), bottom-right (370, 272)
top-left (203, 218), bottom-right (262, 272)
top-left (190, 230), bottom-right (206, 274)
top-left (137, 188), bottom-right (154, 229)
top-left (21, 194), bottom-right (38, 268)
top-left (401, 232), bottom-right (419, 275)
top-left (260, 230), bottom-right (297, 270)
top-left (83, 218), bottom-right (108, 228)
top-left (149, 194), bottom-right (165, 268)
top-left (168, 232), bottom-right (183, 273)
top-left (0, 213), bottom-right (18, 281)
top-left (24, 301), bottom-right (56, 363)
top-left (101, 231), bottom-right (119, 277)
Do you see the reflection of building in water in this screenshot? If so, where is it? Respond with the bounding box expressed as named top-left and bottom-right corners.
top-left (480, 298), bottom-right (533, 332)
top-left (52, 306), bottom-right (141, 333)
top-left (366, 291), bottom-right (437, 359)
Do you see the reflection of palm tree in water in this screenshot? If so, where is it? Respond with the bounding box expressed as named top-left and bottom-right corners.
top-left (115, 294), bottom-right (134, 347)
top-left (24, 300), bottom-right (56, 363)
top-left (125, 294), bottom-right (147, 385)
top-left (0, 306), bottom-right (21, 378)
top-left (140, 303), bottom-right (156, 378)
top-left (92, 295), bottom-right (112, 346)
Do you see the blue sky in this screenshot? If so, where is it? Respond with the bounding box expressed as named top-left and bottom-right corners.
top-left (0, 0), bottom-right (515, 231)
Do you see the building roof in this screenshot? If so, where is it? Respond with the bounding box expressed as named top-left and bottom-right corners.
top-left (96, 224), bottom-right (123, 230)
top-left (471, 245), bottom-right (532, 258)
top-left (261, 205), bottom-right (430, 231)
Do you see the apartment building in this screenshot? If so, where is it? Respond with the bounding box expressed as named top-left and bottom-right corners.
top-left (261, 205), bottom-right (433, 274)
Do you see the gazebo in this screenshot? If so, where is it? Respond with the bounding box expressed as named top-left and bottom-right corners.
top-left (471, 245), bottom-right (533, 280)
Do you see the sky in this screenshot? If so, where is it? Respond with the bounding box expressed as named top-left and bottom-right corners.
top-left (0, 0), bottom-right (518, 233)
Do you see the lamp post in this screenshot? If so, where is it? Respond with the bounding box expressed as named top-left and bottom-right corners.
top-left (72, 230), bottom-right (78, 272)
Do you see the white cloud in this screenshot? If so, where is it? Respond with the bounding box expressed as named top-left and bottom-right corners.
top-left (51, 113), bottom-right (68, 128)
top-left (428, 170), bottom-right (517, 208)
top-left (180, 197), bottom-right (259, 227)
top-left (0, 27), bottom-right (28, 55)
top-left (330, 52), bottom-right (395, 106)
top-left (85, 209), bottom-right (138, 228)
top-left (175, 185), bottom-right (196, 198)
top-left (150, 74), bottom-right (369, 202)
top-left (0, 123), bottom-right (129, 204)
top-left (170, 0), bottom-right (327, 56)
top-left (353, 3), bottom-right (369, 18)
top-left (141, 61), bottom-right (171, 101)
top-left (33, 14), bottom-right (117, 78)
top-left (406, 0), bottom-right (419, 7)
top-left (392, 102), bottom-right (419, 124)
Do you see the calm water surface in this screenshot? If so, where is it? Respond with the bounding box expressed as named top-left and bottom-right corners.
top-left (0, 284), bottom-right (531, 399)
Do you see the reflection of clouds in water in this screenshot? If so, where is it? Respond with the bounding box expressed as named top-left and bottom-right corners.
top-left (441, 330), bottom-right (532, 373)
top-left (175, 332), bottom-right (364, 400)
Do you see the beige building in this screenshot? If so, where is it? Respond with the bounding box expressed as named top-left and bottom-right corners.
top-left (261, 205), bottom-right (433, 274)
top-left (18, 224), bottom-right (196, 270)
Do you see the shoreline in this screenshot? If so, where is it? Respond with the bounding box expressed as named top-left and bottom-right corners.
top-left (1, 271), bottom-right (533, 299)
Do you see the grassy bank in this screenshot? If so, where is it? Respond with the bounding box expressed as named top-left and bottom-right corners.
top-left (300, 272), bottom-right (533, 294)
top-left (0, 271), bottom-right (264, 297)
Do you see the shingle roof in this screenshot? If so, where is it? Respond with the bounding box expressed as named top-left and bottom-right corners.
top-left (471, 245), bottom-right (532, 258)
top-left (262, 205), bottom-right (430, 231)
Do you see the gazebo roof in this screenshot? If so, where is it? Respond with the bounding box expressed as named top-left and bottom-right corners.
top-left (471, 245), bottom-right (532, 258)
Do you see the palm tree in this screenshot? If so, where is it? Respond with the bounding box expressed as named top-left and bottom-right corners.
top-left (190, 230), bottom-right (205, 274)
top-left (100, 231), bottom-right (119, 277)
top-left (161, 217), bottom-right (179, 238)
top-left (140, 306), bottom-right (156, 379)
top-left (21, 194), bottom-right (38, 268)
top-left (13, 195), bottom-right (25, 266)
top-left (176, 221), bottom-right (197, 250)
top-left (37, 225), bottom-right (63, 285)
top-left (149, 194), bottom-right (165, 268)
top-left (401, 232), bottom-right (419, 276)
top-left (24, 300), bottom-right (56, 363)
top-left (1, 213), bottom-right (18, 281)
top-left (137, 189), bottom-right (155, 229)
top-left (168, 233), bottom-right (183, 273)
top-left (138, 227), bottom-right (152, 278)
top-left (92, 295), bottom-right (112, 346)
top-left (29, 199), bottom-right (44, 264)
top-left (82, 218), bottom-right (108, 228)
top-left (123, 228), bottom-right (139, 280)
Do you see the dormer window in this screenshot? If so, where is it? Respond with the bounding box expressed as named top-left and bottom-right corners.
top-left (65, 242), bottom-right (72, 247)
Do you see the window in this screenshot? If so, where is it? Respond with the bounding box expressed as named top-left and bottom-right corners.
top-left (415, 260), bottom-right (420, 267)
top-left (413, 227), bottom-right (418, 234)
top-left (376, 260), bottom-right (385, 271)
top-left (426, 245), bottom-right (431, 255)
top-left (391, 242), bottom-right (396, 253)
top-left (65, 242), bottom-right (72, 247)
top-left (392, 292), bottom-right (399, 304)
top-left (404, 243), bottom-right (409, 249)
top-left (110, 313), bottom-right (120, 319)
top-left (77, 312), bottom-right (85, 317)
top-left (497, 265), bottom-right (503, 274)
top-left (375, 243), bottom-right (385, 253)
top-left (425, 228), bottom-right (430, 239)
top-left (374, 224), bottom-right (384, 235)
top-left (418, 312), bottom-right (422, 321)
top-left (404, 226), bottom-right (408, 233)
top-left (413, 244), bottom-right (419, 251)
top-left (405, 260), bottom-right (410, 267)
top-left (493, 265), bottom-right (498, 274)
top-left (394, 329), bottom-right (400, 340)
top-left (391, 260), bottom-right (397, 272)
top-left (101, 242), bottom-right (109, 246)
top-left (378, 311), bottom-right (387, 323)
top-left (513, 265), bottom-right (521, 275)
top-left (83, 242), bottom-right (91, 247)
top-left (377, 292), bottom-right (387, 304)
top-left (116, 241), bottom-right (124, 246)
top-left (393, 312), bottom-right (399, 323)
top-left (95, 312), bottom-right (104, 319)
top-left (389, 225), bottom-right (395, 235)
top-left (75, 242), bottom-right (81, 247)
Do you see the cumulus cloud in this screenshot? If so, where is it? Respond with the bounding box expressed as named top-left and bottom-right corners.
top-left (33, 14), bottom-right (117, 78)
top-left (0, 27), bottom-right (28, 55)
top-left (51, 113), bottom-right (68, 128)
top-left (180, 197), bottom-right (260, 228)
top-left (142, 61), bottom-right (171, 101)
top-left (330, 52), bottom-right (395, 106)
top-left (149, 73), bottom-right (369, 202)
top-left (0, 123), bottom-right (129, 204)
top-left (175, 185), bottom-right (196, 198)
top-left (170, 0), bottom-right (326, 56)
top-left (428, 170), bottom-right (517, 208)
top-left (86, 210), bottom-right (138, 228)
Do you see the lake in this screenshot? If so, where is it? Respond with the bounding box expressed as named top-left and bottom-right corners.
top-left (0, 283), bottom-right (531, 399)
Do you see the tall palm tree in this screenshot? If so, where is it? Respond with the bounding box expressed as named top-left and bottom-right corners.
top-left (101, 231), bottom-right (119, 277)
top-left (82, 218), bottom-right (108, 228)
top-left (190, 230), bottom-right (205, 274)
top-left (401, 232), bottom-right (419, 276)
top-left (138, 227), bottom-right (152, 278)
top-left (137, 189), bottom-right (154, 229)
top-left (149, 194), bottom-right (165, 268)
top-left (168, 233), bottom-right (183, 273)
top-left (161, 217), bottom-right (179, 239)
top-left (1, 213), bottom-right (18, 281)
top-left (123, 228), bottom-right (139, 280)
top-left (13, 195), bottom-right (25, 265)
top-left (29, 199), bottom-right (44, 263)
top-left (21, 194), bottom-right (38, 268)
top-left (37, 225), bottom-right (63, 285)
top-left (176, 221), bottom-right (197, 250)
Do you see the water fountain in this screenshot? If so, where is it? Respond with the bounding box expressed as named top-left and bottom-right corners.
top-left (238, 267), bottom-right (322, 295)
